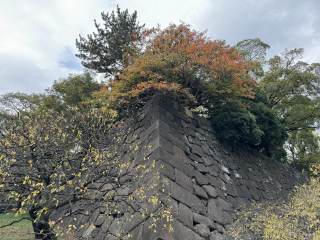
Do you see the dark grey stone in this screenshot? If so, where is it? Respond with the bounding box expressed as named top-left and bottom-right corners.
top-left (101, 216), bottom-right (114, 233)
top-left (215, 223), bottom-right (226, 234)
top-left (94, 229), bottom-right (107, 239)
top-left (142, 218), bottom-right (205, 240)
top-left (194, 171), bottom-right (209, 185)
top-left (160, 196), bottom-right (179, 219)
top-left (175, 168), bottom-right (193, 192)
top-left (160, 148), bottom-right (194, 177)
top-left (202, 157), bottom-right (214, 166)
top-left (192, 212), bottom-right (215, 230)
top-left (90, 227), bottom-right (101, 238)
top-left (191, 144), bottom-right (205, 157)
top-left (249, 187), bottom-right (262, 201)
top-left (238, 185), bottom-right (252, 199)
top-left (210, 230), bottom-right (226, 240)
top-left (90, 208), bottom-right (101, 223)
top-left (194, 224), bottom-right (210, 238)
top-left (207, 198), bottom-right (234, 225)
top-left (121, 212), bottom-right (144, 233)
top-left (208, 167), bottom-right (219, 177)
top-left (203, 185), bottom-right (218, 198)
top-left (95, 214), bottom-right (106, 226)
top-left (170, 181), bottom-right (205, 214)
top-left (156, 159), bottom-right (176, 181)
top-left (83, 225), bottom-right (96, 238)
top-left (178, 203), bottom-right (193, 228)
top-left (108, 219), bottom-right (123, 236)
top-left (195, 163), bottom-right (208, 173)
top-left (225, 184), bottom-right (237, 197)
top-left (105, 234), bottom-right (118, 240)
top-left (49, 95), bottom-right (309, 240)
top-left (193, 184), bottom-right (209, 199)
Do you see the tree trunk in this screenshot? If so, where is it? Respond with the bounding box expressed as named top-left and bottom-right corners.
top-left (29, 206), bottom-right (56, 240)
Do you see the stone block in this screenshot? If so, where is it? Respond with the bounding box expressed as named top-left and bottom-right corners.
top-left (121, 212), bottom-right (144, 234)
top-left (192, 212), bottom-right (215, 230)
top-left (210, 230), bottom-right (225, 240)
top-left (160, 148), bottom-right (195, 177)
top-left (194, 171), bottom-right (209, 185)
top-left (142, 218), bottom-right (205, 240)
top-left (83, 225), bottom-right (96, 238)
top-left (178, 203), bottom-right (193, 228)
top-left (175, 168), bottom-right (193, 192)
top-left (207, 198), bottom-right (234, 225)
top-left (195, 163), bottom-right (208, 173)
top-left (156, 159), bottom-right (176, 181)
top-left (203, 185), bottom-right (218, 198)
top-left (194, 224), bottom-right (210, 238)
top-left (108, 218), bottom-right (123, 236)
top-left (173, 145), bottom-right (189, 163)
top-left (170, 181), bottom-right (205, 214)
top-left (101, 216), bottom-right (114, 233)
top-left (95, 214), bottom-right (106, 226)
top-left (193, 184), bottom-right (209, 199)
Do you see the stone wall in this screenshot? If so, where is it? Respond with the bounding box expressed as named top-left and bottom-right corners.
top-left (49, 95), bottom-right (307, 240)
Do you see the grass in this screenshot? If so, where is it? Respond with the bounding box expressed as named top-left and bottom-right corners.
top-left (0, 213), bottom-right (77, 240)
top-left (0, 213), bottom-right (35, 240)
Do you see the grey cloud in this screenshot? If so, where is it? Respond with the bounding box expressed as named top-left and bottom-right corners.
top-left (0, 54), bottom-right (80, 95)
top-left (199, 0), bottom-right (320, 61)
top-left (0, 0), bottom-right (319, 96)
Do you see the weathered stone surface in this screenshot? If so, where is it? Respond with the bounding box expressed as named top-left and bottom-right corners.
top-left (193, 212), bottom-right (215, 230)
top-left (178, 203), bottom-right (193, 228)
top-left (194, 171), bottom-right (209, 185)
top-left (101, 216), bottom-right (114, 233)
top-left (210, 230), bottom-right (226, 240)
top-left (193, 184), bottom-right (209, 199)
top-left (122, 212), bottom-right (144, 233)
top-left (194, 224), bottom-right (210, 238)
top-left (160, 148), bottom-right (194, 177)
top-left (50, 94), bottom-right (308, 240)
top-left (170, 181), bottom-right (205, 214)
top-left (142, 219), bottom-right (205, 240)
top-left (83, 225), bottom-right (96, 238)
top-left (95, 214), bottom-right (106, 226)
top-left (175, 168), bottom-right (193, 192)
top-left (108, 219), bottom-right (123, 236)
top-left (203, 185), bottom-right (218, 198)
top-left (173, 145), bottom-right (189, 163)
top-left (156, 159), bottom-right (176, 181)
top-left (207, 198), bottom-right (234, 225)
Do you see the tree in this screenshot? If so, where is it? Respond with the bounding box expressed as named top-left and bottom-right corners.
top-left (235, 38), bottom-right (270, 79)
top-left (0, 92), bottom-right (173, 239)
top-left (76, 6), bottom-right (145, 77)
top-left (48, 71), bottom-right (102, 108)
top-left (260, 48), bottom-right (320, 166)
top-left (287, 129), bottom-right (320, 171)
top-left (235, 39), bottom-right (320, 164)
top-left (0, 94), bottom-right (117, 239)
top-left (88, 23), bottom-right (290, 151)
top-left (95, 23), bottom-right (256, 114)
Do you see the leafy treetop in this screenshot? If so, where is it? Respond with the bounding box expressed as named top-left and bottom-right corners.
top-left (76, 6), bottom-right (145, 77)
top-left (94, 22), bottom-right (256, 113)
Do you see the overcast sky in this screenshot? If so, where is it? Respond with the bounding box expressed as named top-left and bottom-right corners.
top-left (0, 0), bottom-right (319, 95)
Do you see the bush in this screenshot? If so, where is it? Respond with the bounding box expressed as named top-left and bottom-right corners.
top-left (228, 164), bottom-right (320, 239)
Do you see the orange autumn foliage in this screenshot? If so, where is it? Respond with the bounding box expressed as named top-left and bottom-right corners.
top-left (92, 22), bottom-right (256, 113)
